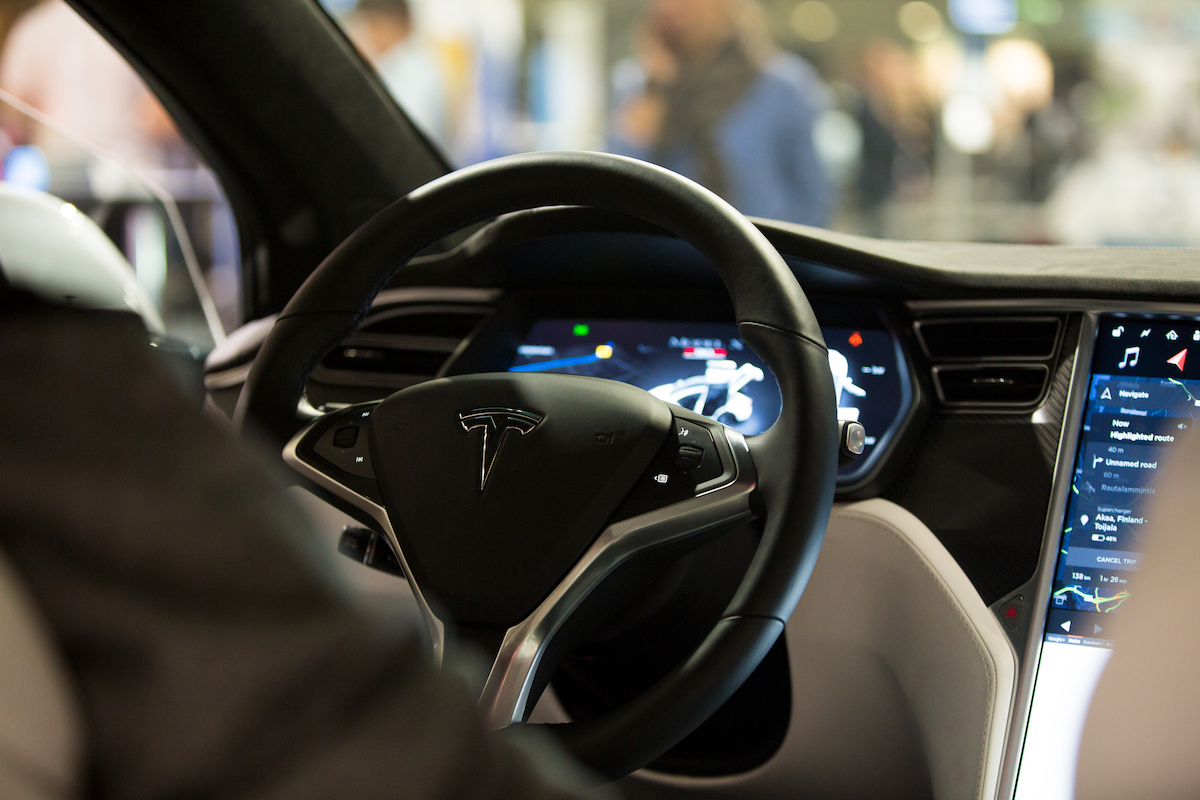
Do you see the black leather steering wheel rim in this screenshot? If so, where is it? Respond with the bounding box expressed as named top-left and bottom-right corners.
top-left (236, 151), bottom-right (839, 779)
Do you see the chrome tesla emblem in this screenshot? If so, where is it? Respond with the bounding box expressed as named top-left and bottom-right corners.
top-left (458, 407), bottom-right (544, 490)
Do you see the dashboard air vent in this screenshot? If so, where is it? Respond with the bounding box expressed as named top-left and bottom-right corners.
top-left (358, 310), bottom-right (487, 339)
top-left (917, 315), bottom-right (1064, 410)
top-left (322, 343), bottom-right (456, 377)
top-left (933, 365), bottom-right (1049, 406)
top-left (916, 318), bottom-right (1060, 361)
top-left (311, 305), bottom-right (490, 391)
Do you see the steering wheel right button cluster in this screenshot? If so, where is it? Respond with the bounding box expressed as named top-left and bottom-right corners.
top-left (611, 413), bottom-right (736, 522)
top-left (673, 418), bottom-right (724, 484)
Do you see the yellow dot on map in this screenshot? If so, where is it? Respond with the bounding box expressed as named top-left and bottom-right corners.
top-left (595, 344), bottom-right (613, 359)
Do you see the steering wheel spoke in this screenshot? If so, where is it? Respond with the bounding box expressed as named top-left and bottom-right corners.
top-left (286, 401), bottom-right (759, 729)
top-left (478, 419), bottom-right (757, 729)
top-left (283, 403), bottom-right (448, 661)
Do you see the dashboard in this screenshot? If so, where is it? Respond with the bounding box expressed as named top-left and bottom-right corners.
top-left (203, 211), bottom-right (1200, 800)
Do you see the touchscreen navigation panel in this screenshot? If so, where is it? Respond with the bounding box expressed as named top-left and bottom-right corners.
top-left (1015, 317), bottom-right (1198, 799)
top-left (509, 319), bottom-right (903, 456)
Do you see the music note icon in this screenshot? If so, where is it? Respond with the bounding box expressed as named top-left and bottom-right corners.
top-left (1118, 346), bottom-right (1140, 369)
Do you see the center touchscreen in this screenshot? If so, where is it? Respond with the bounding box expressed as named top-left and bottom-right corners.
top-left (1015, 318), bottom-right (1198, 799)
top-left (509, 319), bottom-right (903, 460)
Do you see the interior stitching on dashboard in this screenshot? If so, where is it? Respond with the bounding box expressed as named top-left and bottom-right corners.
top-left (735, 320), bottom-right (828, 352)
top-left (833, 507), bottom-right (998, 800)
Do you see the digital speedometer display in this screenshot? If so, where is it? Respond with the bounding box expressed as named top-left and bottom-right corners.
top-left (509, 319), bottom-right (905, 469)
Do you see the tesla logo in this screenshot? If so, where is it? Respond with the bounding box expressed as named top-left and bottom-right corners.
top-left (458, 407), bottom-right (543, 490)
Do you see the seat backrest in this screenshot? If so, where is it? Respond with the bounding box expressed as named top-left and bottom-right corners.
top-left (0, 547), bottom-right (82, 800)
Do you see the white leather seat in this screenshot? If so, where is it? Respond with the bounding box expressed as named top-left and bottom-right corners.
top-left (606, 499), bottom-right (1019, 800)
top-left (0, 548), bottom-right (82, 800)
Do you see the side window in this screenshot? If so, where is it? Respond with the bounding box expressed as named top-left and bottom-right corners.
top-left (0, 0), bottom-right (240, 349)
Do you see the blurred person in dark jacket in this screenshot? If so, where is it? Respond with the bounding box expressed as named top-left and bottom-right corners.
top-left (611, 0), bottom-right (832, 227)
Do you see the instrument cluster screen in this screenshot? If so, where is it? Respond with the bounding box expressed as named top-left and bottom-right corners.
top-left (509, 319), bottom-right (906, 470)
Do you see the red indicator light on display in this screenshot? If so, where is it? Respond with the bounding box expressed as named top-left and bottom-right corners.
top-left (1168, 349), bottom-right (1187, 371)
top-left (848, 331), bottom-right (863, 348)
top-left (682, 346), bottom-right (727, 360)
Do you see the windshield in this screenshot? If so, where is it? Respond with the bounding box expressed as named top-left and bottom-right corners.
top-left (324, 0), bottom-right (1200, 247)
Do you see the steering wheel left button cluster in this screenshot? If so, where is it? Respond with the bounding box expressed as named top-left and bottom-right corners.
top-left (313, 405), bottom-right (377, 479)
top-left (288, 403), bottom-right (386, 507)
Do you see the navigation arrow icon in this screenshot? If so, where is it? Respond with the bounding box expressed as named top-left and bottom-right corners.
top-left (1061, 620), bottom-right (1072, 633)
top-left (1101, 387), bottom-right (1112, 400)
top-left (1168, 349), bottom-right (1188, 371)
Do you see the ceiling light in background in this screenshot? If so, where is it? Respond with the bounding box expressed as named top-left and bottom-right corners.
top-left (942, 93), bottom-right (996, 153)
top-left (2, 146), bottom-right (50, 192)
top-left (917, 38), bottom-right (966, 105)
top-left (898, 2), bottom-right (946, 43)
top-left (1020, 0), bottom-right (1063, 26)
top-left (986, 38), bottom-right (1054, 111)
top-left (949, 0), bottom-right (1018, 35)
top-left (791, 1), bottom-right (839, 42)
top-left (814, 108), bottom-right (863, 179)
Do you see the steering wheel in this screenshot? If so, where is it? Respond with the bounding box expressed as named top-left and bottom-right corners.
top-left (235, 152), bottom-right (838, 780)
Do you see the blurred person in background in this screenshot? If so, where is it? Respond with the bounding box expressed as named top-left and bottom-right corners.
top-left (852, 39), bottom-right (931, 237)
top-left (1047, 3), bottom-right (1200, 246)
top-left (344, 0), bottom-right (450, 154)
top-left (853, 43), bottom-right (903, 238)
top-left (611, 0), bottom-right (832, 227)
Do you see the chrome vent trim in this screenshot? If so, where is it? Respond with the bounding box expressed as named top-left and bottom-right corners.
top-left (932, 364), bottom-right (1051, 408)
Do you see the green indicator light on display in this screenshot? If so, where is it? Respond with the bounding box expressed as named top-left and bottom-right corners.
top-left (573, 324), bottom-right (589, 337)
